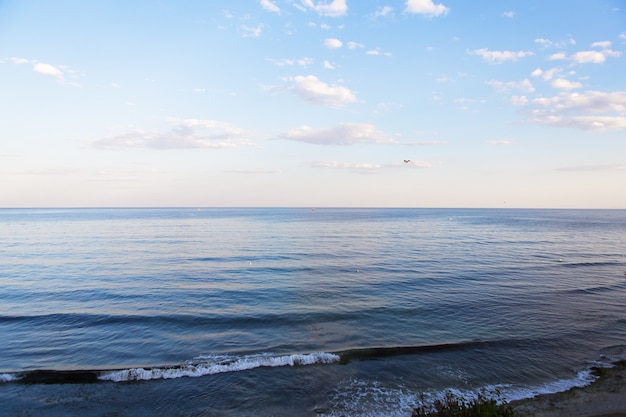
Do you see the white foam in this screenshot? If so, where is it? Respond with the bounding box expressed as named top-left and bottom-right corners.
top-left (99, 352), bottom-right (340, 382)
top-left (323, 369), bottom-right (600, 417)
top-left (0, 373), bottom-right (18, 383)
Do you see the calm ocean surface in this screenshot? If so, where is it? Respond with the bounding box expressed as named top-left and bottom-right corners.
top-left (1, 208), bottom-right (625, 416)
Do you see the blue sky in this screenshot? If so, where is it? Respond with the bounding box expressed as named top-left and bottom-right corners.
top-left (1, 0), bottom-right (625, 208)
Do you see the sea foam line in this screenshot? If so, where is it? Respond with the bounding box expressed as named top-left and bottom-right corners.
top-left (99, 352), bottom-right (340, 382)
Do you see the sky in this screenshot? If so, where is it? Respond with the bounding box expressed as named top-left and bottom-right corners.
top-left (1, 0), bottom-right (625, 208)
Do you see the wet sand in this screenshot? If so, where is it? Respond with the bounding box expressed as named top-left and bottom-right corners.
top-left (512, 360), bottom-right (626, 417)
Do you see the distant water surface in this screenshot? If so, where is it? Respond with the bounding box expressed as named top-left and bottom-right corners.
top-left (1, 208), bottom-right (625, 416)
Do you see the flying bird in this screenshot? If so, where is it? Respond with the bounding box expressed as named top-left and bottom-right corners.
top-left (403, 159), bottom-right (411, 164)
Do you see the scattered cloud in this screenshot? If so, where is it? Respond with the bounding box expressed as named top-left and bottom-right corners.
top-left (282, 123), bottom-right (395, 145)
top-left (502, 11), bottom-right (516, 18)
top-left (548, 42), bottom-right (621, 64)
top-left (324, 38), bottom-right (343, 49)
top-left (373, 6), bottom-right (393, 18)
top-left (323, 60), bottom-right (336, 69)
top-left (10, 57), bottom-right (30, 65)
top-left (468, 48), bottom-right (534, 63)
top-left (526, 90), bottom-right (626, 131)
top-left (366, 49), bottom-right (392, 57)
top-left (534, 38), bottom-right (576, 48)
top-left (531, 67), bottom-right (563, 81)
top-left (312, 159), bottom-right (432, 172)
top-left (301, 0), bottom-right (347, 17)
top-left (241, 24), bottom-right (264, 37)
top-left (511, 96), bottom-right (528, 106)
top-left (550, 78), bottom-right (582, 90)
top-left (33, 62), bottom-right (64, 81)
top-left (347, 41), bottom-right (365, 49)
top-left (267, 57), bottom-right (314, 67)
top-left (405, 0), bottom-right (450, 17)
top-left (92, 118), bottom-right (256, 150)
top-left (486, 78), bottom-right (535, 93)
top-left (259, 0), bottom-right (280, 14)
top-left (312, 161), bottom-right (383, 171)
top-left (292, 75), bottom-right (357, 107)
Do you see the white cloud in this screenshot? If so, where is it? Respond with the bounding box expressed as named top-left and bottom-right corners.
top-left (373, 6), bottom-right (393, 18)
top-left (535, 38), bottom-right (575, 49)
top-left (405, 0), bottom-right (449, 17)
top-left (528, 114), bottom-right (626, 131)
top-left (620, 32), bottom-right (626, 41)
top-left (10, 57), bottom-right (30, 64)
top-left (548, 52), bottom-right (567, 61)
top-left (550, 78), bottom-right (582, 90)
top-left (267, 57), bottom-right (314, 67)
top-left (502, 11), bottom-right (516, 18)
top-left (33, 62), bottom-right (64, 80)
top-left (511, 96), bottom-right (528, 106)
top-left (486, 140), bottom-right (513, 146)
top-left (347, 41), bottom-right (364, 49)
top-left (292, 75), bottom-right (356, 107)
top-left (241, 24), bottom-right (264, 37)
top-left (259, 0), bottom-right (280, 14)
top-left (93, 119), bottom-right (255, 150)
top-left (468, 48), bottom-right (534, 63)
top-left (533, 91), bottom-right (626, 114)
top-left (324, 38), bottom-right (343, 49)
top-left (531, 67), bottom-right (562, 81)
top-left (301, 0), bottom-right (347, 17)
top-left (282, 123), bottom-right (395, 145)
top-left (312, 161), bottom-right (383, 171)
top-left (550, 42), bottom-right (621, 64)
top-left (486, 78), bottom-right (535, 93)
top-left (591, 41), bottom-right (612, 49)
top-left (526, 90), bottom-right (626, 131)
top-left (323, 60), bottom-right (336, 69)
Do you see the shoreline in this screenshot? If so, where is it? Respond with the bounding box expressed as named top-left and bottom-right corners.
top-left (512, 360), bottom-right (626, 417)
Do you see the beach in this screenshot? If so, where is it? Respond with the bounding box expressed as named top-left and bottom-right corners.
top-left (513, 360), bottom-right (626, 417)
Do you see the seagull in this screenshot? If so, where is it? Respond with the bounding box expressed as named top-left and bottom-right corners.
top-left (403, 159), bottom-right (411, 164)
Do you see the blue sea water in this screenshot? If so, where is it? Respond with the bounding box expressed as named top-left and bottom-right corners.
top-left (0, 208), bottom-right (625, 416)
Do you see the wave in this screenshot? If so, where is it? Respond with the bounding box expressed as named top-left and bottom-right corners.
top-left (3, 340), bottom-right (513, 384)
top-left (99, 352), bottom-right (339, 382)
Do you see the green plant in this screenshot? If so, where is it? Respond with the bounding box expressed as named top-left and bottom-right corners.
top-left (412, 390), bottom-right (520, 417)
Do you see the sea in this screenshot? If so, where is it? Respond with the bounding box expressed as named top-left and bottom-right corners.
top-left (1, 208), bottom-right (625, 417)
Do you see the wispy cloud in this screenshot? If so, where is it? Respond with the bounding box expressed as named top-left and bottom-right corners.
top-left (33, 62), bottom-right (64, 81)
top-left (550, 78), bottom-right (582, 90)
top-left (373, 6), bottom-right (393, 18)
top-left (301, 0), bottom-right (347, 17)
top-left (241, 24), bottom-right (264, 37)
top-left (324, 38), bottom-right (343, 49)
top-left (468, 48), bottom-right (534, 63)
top-left (92, 118), bottom-right (256, 150)
top-left (267, 57), bottom-right (314, 67)
top-left (486, 78), bottom-right (535, 93)
top-left (282, 123), bottom-right (395, 145)
top-left (526, 90), bottom-right (626, 131)
top-left (405, 0), bottom-right (450, 17)
top-left (292, 75), bottom-right (356, 107)
top-left (259, 0), bottom-right (280, 14)
top-left (312, 159), bottom-right (432, 172)
top-left (548, 41), bottom-right (621, 64)
top-left (502, 11), bottom-right (516, 18)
